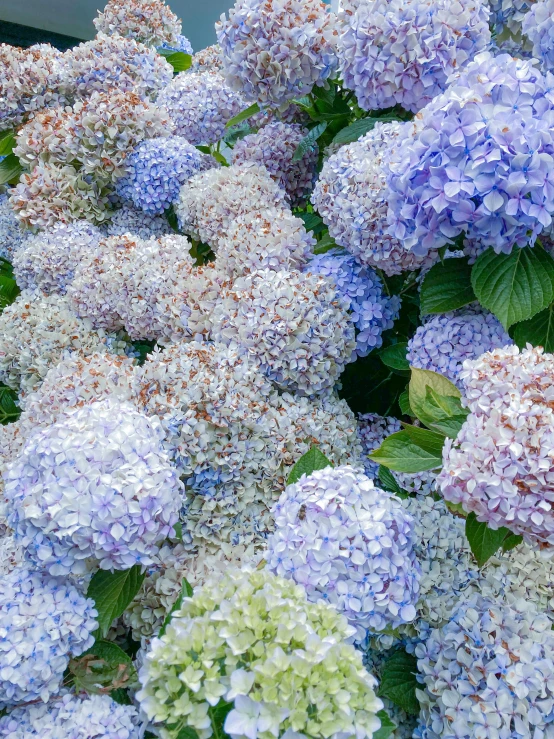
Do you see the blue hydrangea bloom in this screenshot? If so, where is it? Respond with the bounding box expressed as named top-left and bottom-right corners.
top-left (386, 52), bottom-right (554, 256)
top-left (306, 249), bottom-right (400, 357)
top-left (523, 0), bottom-right (554, 71)
top-left (160, 34), bottom-right (193, 54)
top-left (489, 0), bottom-right (535, 34)
top-left (116, 136), bottom-right (205, 214)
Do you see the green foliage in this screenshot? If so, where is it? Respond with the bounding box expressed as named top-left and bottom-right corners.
top-left (224, 122), bottom-right (253, 146)
top-left (511, 303), bottom-right (554, 352)
top-left (419, 257), bottom-right (475, 314)
top-left (465, 513), bottom-right (523, 567)
top-left (331, 115), bottom-right (399, 146)
top-left (292, 122), bottom-right (328, 162)
top-left (158, 577), bottom-right (194, 637)
top-left (0, 154), bottom-right (23, 186)
top-left (379, 342), bottom-right (409, 372)
top-left (296, 211), bottom-right (325, 236)
top-left (471, 245), bottom-right (554, 328)
top-left (374, 710), bottom-right (396, 739)
top-left (398, 389), bottom-right (413, 417)
top-left (313, 232), bottom-right (337, 254)
top-left (87, 566), bottom-right (146, 638)
top-left (157, 50), bottom-right (192, 73)
top-left (408, 367), bottom-right (461, 428)
top-left (287, 446), bottom-right (333, 485)
top-left (368, 430), bottom-right (443, 473)
top-left (378, 465), bottom-right (408, 498)
top-left (378, 649), bottom-right (420, 716)
top-left (69, 640), bottom-right (136, 695)
top-left (225, 103), bottom-right (261, 129)
top-left (0, 131), bottom-right (16, 157)
top-left (417, 387), bottom-right (468, 438)
top-left (130, 339), bottom-right (157, 366)
top-left (0, 385), bottom-right (21, 425)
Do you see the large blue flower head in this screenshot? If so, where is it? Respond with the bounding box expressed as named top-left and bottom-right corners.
top-left (216, 0), bottom-right (339, 107)
top-left (338, 0), bottom-right (490, 113)
top-left (305, 249), bottom-right (400, 357)
top-left (116, 136), bottom-right (205, 214)
top-left (489, 0), bottom-right (536, 34)
top-left (523, 0), bottom-right (554, 71)
top-left (385, 52), bottom-right (554, 256)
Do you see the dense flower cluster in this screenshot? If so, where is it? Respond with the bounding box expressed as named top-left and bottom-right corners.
top-left (488, 0), bottom-right (535, 33)
top-left (93, 0), bottom-right (183, 48)
top-left (266, 466), bottom-right (420, 638)
top-left (190, 43), bottom-right (223, 73)
top-left (216, 0), bottom-right (339, 106)
top-left (0, 194), bottom-right (28, 261)
top-left (407, 307), bottom-right (511, 388)
top-left (138, 567), bottom-right (383, 739)
top-left (338, 0), bottom-right (490, 113)
top-left (107, 204), bottom-right (172, 238)
top-left (386, 52), bottom-right (554, 256)
top-left (231, 122), bottom-right (318, 204)
top-left (523, 0), bottom-right (554, 70)
top-left (0, 567), bottom-right (97, 706)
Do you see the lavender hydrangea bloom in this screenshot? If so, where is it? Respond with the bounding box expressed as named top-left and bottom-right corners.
top-left (107, 205), bottom-right (172, 239)
top-left (523, 0), bottom-right (554, 70)
top-left (338, 0), bottom-right (490, 113)
top-left (266, 465), bottom-right (420, 638)
top-left (5, 398), bottom-right (183, 575)
top-left (116, 136), bottom-right (204, 214)
top-left (216, 0), bottom-right (339, 106)
top-left (0, 194), bottom-right (28, 262)
top-left (489, 0), bottom-right (535, 33)
top-left (161, 34), bottom-right (193, 54)
top-left (94, 0), bottom-right (182, 48)
top-left (306, 250), bottom-right (400, 357)
top-left (407, 307), bottom-right (511, 388)
top-left (386, 52), bottom-right (554, 256)
top-left (415, 595), bottom-right (554, 739)
top-left (0, 567), bottom-right (97, 706)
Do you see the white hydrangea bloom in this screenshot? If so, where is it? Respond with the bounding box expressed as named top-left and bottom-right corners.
top-left (94, 0), bottom-right (182, 47)
top-left (107, 205), bottom-right (172, 239)
top-left (0, 194), bottom-right (29, 262)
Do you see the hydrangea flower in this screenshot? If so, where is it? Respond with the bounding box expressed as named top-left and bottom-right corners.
top-left (385, 52), bottom-right (554, 256)
top-left (63, 32), bottom-right (173, 99)
top-left (5, 398), bottom-right (183, 575)
top-left (107, 204), bottom-right (172, 239)
top-left (216, 0), bottom-right (339, 106)
top-left (407, 307), bottom-right (511, 388)
top-left (488, 0), bottom-right (535, 33)
top-left (161, 34), bottom-right (193, 54)
top-left (137, 568), bottom-right (383, 739)
top-left (415, 595), bottom-right (554, 739)
top-left (0, 693), bottom-right (140, 737)
top-left (12, 220), bottom-right (104, 294)
top-left (94, 0), bottom-right (182, 48)
top-left (338, 0), bottom-right (490, 113)
top-left (115, 136), bottom-right (205, 214)
top-left (523, 0), bottom-right (554, 70)
top-left (266, 465), bottom-right (420, 638)
top-left (312, 121), bottom-right (439, 275)
top-left (0, 194), bottom-right (29, 262)
top-left (231, 122), bottom-right (318, 204)
top-left (157, 71), bottom-right (245, 145)
top-left (176, 163), bottom-right (287, 247)
top-left (215, 207), bottom-right (315, 277)
top-left (306, 250), bottom-right (400, 357)
top-left (211, 268), bottom-right (356, 395)
top-left (190, 43), bottom-right (223, 73)
top-left (0, 567), bottom-right (97, 706)
top-left (438, 345), bottom-right (554, 552)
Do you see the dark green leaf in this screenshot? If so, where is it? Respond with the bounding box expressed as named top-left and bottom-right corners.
top-left (398, 389), bottom-right (413, 417)
top-left (87, 566), bottom-right (145, 638)
top-left (0, 154), bottom-right (23, 186)
top-left (0, 131), bottom-right (15, 157)
top-left (379, 343), bottom-right (409, 371)
top-left (502, 533), bottom-right (524, 553)
top-left (471, 245), bottom-right (554, 329)
top-left (511, 303), bottom-right (554, 352)
top-left (378, 466), bottom-right (408, 497)
top-left (209, 700), bottom-right (233, 739)
top-left (224, 123), bottom-right (253, 145)
top-left (211, 150), bottom-right (229, 167)
top-left (420, 257), bottom-right (475, 314)
top-left (287, 446), bottom-right (333, 485)
top-left (110, 688), bottom-right (132, 705)
top-left (292, 122), bottom-right (328, 162)
top-left (0, 274), bottom-right (20, 312)
top-left (379, 649), bottom-right (420, 716)
top-left (401, 424), bottom-right (446, 456)
top-left (369, 430), bottom-right (443, 473)
top-left (297, 211), bottom-right (325, 235)
top-left (332, 115), bottom-right (398, 146)
top-left (374, 710), bottom-right (396, 739)
top-left (175, 726), bottom-right (200, 739)
top-left (465, 513), bottom-right (514, 567)
top-left (225, 103), bottom-right (261, 129)
top-left (162, 51), bottom-right (192, 73)
top-left (195, 145), bottom-right (211, 155)
top-left (69, 640), bottom-right (135, 695)
top-left (419, 387), bottom-right (469, 439)
top-left (313, 233), bottom-right (337, 254)
top-left (409, 367), bottom-right (461, 428)
top-left (158, 577), bottom-right (193, 637)
top-left (0, 386), bottom-right (21, 425)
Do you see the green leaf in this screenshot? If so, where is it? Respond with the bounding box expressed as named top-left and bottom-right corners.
top-left (374, 710), bottom-right (396, 739)
top-left (0, 131), bottom-right (15, 157)
top-left (0, 386), bottom-right (21, 425)
top-left (368, 430), bottom-right (443, 473)
top-left (332, 115), bottom-right (398, 146)
top-left (211, 150), bottom-right (229, 167)
top-left (379, 343), bottom-right (409, 371)
top-left (292, 122), bottom-right (328, 162)
top-left (158, 577), bottom-right (193, 637)
top-left (0, 154), bottom-right (23, 186)
top-left (502, 532), bottom-right (524, 553)
top-left (419, 387), bottom-right (469, 438)
top-left (465, 512), bottom-right (515, 567)
top-left (401, 424), bottom-right (446, 456)
top-left (0, 274), bottom-right (20, 312)
top-left (87, 566), bottom-right (146, 638)
top-left (110, 688), bottom-right (132, 705)
top-left (195, 145), bottom-right (211, 155)
top-left (398, 389), bottom-right (413, 417)
top-left (69, 640), bottom-right (135, 695)
top-left (409, 367), bottom-right (461, 428)
top-left (511, 303), bottom-right (554, 352)
top-left (420, 257), bottom-right (475, 314)
top-left (224, 123), bottom-right (253, 146)
top-left (175, 726), bottom-right (200, 739)
top-left (225, 103), bottom-right (261, 129)
top-left (297, 212), bottom-right (325, 235)
top-left (378, 465), bottom-right (408, 497)
top-left (378, 649), bottom-right (420, 716)
top-left (471, 245), bottom-right (554, 329)
top-left (161, 51), bottom-right (192, 73)
top-left (313, 232), bottom-right (337, 254)
top-left (287, 446), bottom-right (333, 485)
top-left (209, 700), bottom-right (233, 739)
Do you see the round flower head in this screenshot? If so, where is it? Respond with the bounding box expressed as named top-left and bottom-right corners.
top-left (386, 52), bottom-right (554, 257)
top-left (306, 249), bottom-right (400, 357)
top-left (0, 194), bottom-right (28, 262)
top-left (157, 71), bottom-right (244, 145)
top-left (115, 136), bottom-right (204, 214)
top-left (231, 122), bottom-right (318, 204)
top-left (488, 0), bottom-right (535, 33)
top-left (190, 43), bottom-right (223, 73)
top-left (266, 465), bottom-right (420, 638)
top-left (12, 220), bottom-right (104, 294)
top-left (176, 163), bottom-right (287, 247)
top-left (0, 693), bottom-right (140, 737)
top-left (0, 567), bottom-right (97, 706)
top-left (312, 121), bottom-right (439, 275)
top-left (0, 291), bottom-right (127, 395)
top-left (94, 0), bottom-right (182, 47)
top-left (211, 268), bottom-right (356, 395)
top-left (5, 398), bottom-right (183, 575)
top-left (523, 0), bottom-right (554, 70)
top-left (137, 567), bottom-right (383, 739)
top-left (216, 0), bottom-right (339, 106)
top-left (438, 344), bottom-right (554, 552)
top-left (10, 163), bottom-right (114, 230)
top-left (407, 307), bottom-right (511, 389)
top-left (107, 204), bottom-right (172, 239)
top-left (415, 595), bottom-right (554, 739)
top-left (0, 43), bottom-right (68, 129)
top-left (338, 0), bottom-right (490, 113)
top-left (63, 32), bottom-right (172, 99)
top-left (215, 207), bottom-right (315, 277)
top-left (15, 91), bottom-right (173, 184)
